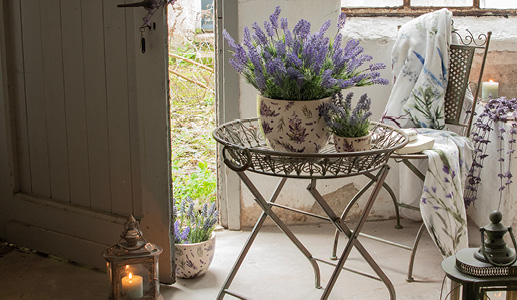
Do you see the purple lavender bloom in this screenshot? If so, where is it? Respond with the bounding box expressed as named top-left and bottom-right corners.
top-left (344, 39), bottom-right (361, 59)
top-left (372, 78), bottom-right (389, 85)
top-left (286, 53), bottom-right (302, 68)
top-left (321, 69), bottom-right (337, 89)
top-left (333, 33), bottom-right (342, 53)
top-left (180, 226), bottom-right (190, 242)
top-left (223, 29), bottom-right (238, 51)
top-left (337, 12), bottom-right (347, 29)
top-left (223, 7), bottom-right (388, 100)
top-left (293, 19), bottom-right (311, 39)
top-left (275, 40), bottom-right (286, 57)
top-left (339, 79), bottom-right (354, 89)
top-left (252, 22), bottom-right (268, 45)
top-left (284, 29), bottom-right (294, 48)
top-left (174, 220), bottom-right (181, 242)
top-left (369, 63), bottom-right (385, 71)
top-left (179, 198), bottom-right (186, 215)
top-left (280, 17), bottom-right (288, 30)
top-left (243, 26), bottom-right (252, 46)
top-left (264, 20), bottom-right (275, 37)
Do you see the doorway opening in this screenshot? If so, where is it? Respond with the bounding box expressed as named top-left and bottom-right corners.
top-left (168, 2), bottom-right (217, 208)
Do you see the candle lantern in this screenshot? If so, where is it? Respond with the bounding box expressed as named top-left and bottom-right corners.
top-left (442, 211), bottom-right (517, 299)
top-left (103, 216), bottom-right (163, 300)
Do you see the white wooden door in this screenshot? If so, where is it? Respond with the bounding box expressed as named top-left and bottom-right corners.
top-left (0, 0), bottom-right (174, 283)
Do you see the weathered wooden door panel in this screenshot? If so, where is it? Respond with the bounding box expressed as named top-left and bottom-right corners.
top-left (2, 0), bottom-right (173, 282)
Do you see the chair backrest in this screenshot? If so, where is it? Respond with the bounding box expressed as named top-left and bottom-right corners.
top-left (444, 30), bottom-right (491, 136)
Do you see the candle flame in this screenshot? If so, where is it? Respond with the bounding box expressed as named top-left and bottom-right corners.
top-left (129, 272), bottom-right (133, 282)
top-left (489, 79), bottom-right (494, 83)
top-left (126, 265), bottom-right (129, 270)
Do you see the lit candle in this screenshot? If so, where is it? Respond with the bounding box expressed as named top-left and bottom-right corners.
top-left (488, 291), bottom-right (506, 299)
top-left (481, 79), bottom-right (499, 101)
top-left (121, 272), bottom-right (143, 298)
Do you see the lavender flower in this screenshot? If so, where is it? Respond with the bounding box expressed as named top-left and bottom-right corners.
top-left (320, 92), bottom-right (372, 138)
top-left (337, 12), bottom-right (347, 30)
top-left (264, 20), bottom-right (275, 38)
top-left (293, 19), bottom-right (311, 39)
top-left (270, 6), bottom-right (281, 30)
top-left (465, 97), bottom-right (517, 207)
top-left (252, 22), bottom-right (268, 46)
top-left (174, 197), bottom-right (219, 244)
top-left (223, 7), bottom-right (387, 100)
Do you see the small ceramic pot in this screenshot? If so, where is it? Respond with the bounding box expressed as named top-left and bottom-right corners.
top-left (333, 133), bottom-right (372, 152)
top-left (257, 95), bottom-right (332, 153)
top-left (174, 232), bottom-right (216, 279)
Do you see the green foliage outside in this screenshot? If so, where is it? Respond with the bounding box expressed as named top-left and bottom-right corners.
top-left (170, 34), bottom-right (216, 205)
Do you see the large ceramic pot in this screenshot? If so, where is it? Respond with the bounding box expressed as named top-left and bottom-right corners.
top-left (257, 95), bottom-right (331, 153)
top-left (333, 133), bottom-right (372, 152)
top-left (174, 232), bottom-right (216, 279)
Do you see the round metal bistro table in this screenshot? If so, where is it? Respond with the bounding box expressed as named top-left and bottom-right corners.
top-left (213, 118), bottom-right (408, 300)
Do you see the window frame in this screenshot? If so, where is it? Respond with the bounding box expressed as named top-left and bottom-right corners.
top-left (342, 0), bottom-right (517, 17)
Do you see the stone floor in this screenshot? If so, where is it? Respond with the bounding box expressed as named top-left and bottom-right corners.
top-left (0, 219), bottom-right (480, 300)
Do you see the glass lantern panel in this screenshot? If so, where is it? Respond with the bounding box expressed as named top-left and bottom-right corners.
top-left (106, 262), bottom-right (113, 296)
top-left (119, 264), bottom-right (151, 298)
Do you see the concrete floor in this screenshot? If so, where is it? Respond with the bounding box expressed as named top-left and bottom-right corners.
top-left (0, 219), bottom-right (480, 300)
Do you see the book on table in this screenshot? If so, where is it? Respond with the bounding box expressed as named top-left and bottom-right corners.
top-left (395, 128), bottom-right (435, 155)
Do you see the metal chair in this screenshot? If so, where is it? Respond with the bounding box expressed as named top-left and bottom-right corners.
top-left (331, 29), bottom-right (492, 282)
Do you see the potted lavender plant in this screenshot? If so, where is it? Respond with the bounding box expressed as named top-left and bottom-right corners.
top-left (320, 92), bottom-right (373, 152)
top-left (173, 197), bottom-right (218, 279)
top-left (223, 7), bottom-right (387, 153)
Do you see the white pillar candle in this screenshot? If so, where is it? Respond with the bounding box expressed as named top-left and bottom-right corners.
top-left (121, 273), bottom-right (143, 298)
top-left (481, 80), bottom-right (499, 100)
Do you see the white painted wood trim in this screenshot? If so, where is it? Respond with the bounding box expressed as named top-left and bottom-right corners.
top-left (130, 8), bottom-right (174, 284)
top-left (215, 0), bottom-right (241, 230)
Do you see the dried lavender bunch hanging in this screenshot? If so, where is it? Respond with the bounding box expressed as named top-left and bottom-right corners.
top-left (464, 97), bottom-right (517, 207)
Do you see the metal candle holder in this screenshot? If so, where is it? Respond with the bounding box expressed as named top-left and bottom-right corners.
top-left (455, 211), bottom-right (517, 277)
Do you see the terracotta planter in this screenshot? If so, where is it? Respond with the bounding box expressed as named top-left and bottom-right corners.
top-left (333, 133), bottom-right (372, 152)
top-left (257, 95), bottom-right (331, 153)
top-left (174, 232), bottom-right (216, 279)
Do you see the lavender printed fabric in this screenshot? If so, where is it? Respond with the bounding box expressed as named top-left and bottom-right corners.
top-left (382, 8), bottom-right (452, 129)
top-left (381, 9), bottom-right (474, 258)
top-left (418, 129), bottom-right (473, 257)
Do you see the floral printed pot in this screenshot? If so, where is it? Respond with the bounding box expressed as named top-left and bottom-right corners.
top-left (333, 133), bottom-right (372, 152)
top-left (174, 233), bottom-right (216, 279)
top-left (257, 95), bottom-right (331, 153)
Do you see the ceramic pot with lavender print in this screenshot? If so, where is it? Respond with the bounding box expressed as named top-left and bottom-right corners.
top-left (333, 133), bottom-right (372, 152)
top-left (175, 232), bottom-right (216, 279)
top-left (257, 95), bottom-right (332, 153)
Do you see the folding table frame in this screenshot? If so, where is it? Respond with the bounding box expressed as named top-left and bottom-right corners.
top-left (212, 119), bottom-right (408, 300)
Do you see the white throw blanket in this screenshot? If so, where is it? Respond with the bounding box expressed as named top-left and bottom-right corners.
top-left (382, 8), bottom-right (451, 130)
top-left (382, 9), bottom-right (471, 258)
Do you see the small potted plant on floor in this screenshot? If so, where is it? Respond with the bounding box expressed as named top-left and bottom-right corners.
top-left (320, 92), bottom-right (373, 152)
top-left (173, 197), bottom-right (218, 279)
top-left (223, 7), bottom-right (387, 153)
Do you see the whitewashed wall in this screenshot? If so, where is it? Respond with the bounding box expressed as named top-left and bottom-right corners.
top-left (233, 1), bottom-right (517, 227)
